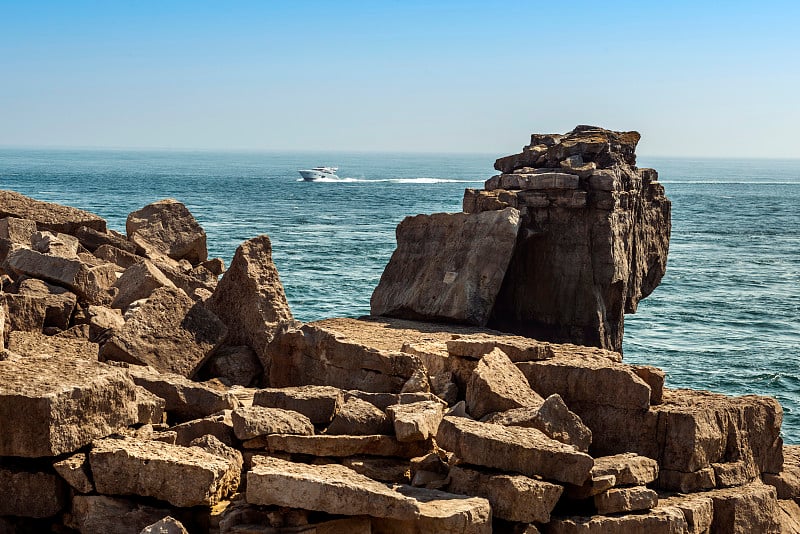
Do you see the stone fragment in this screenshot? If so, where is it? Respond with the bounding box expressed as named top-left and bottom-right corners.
top-left (436, 416), bottom-right (593, 485)
top-left (0, 190), bottom-right (107, 233)
top-left (591, 452), bottom-right (659, 486)
top-left (0, 354), bottom-right (137, 457)
top-left (253, 385), bottom-right (344, 425)
top-left (374, 485), bottom-right (492, 534)
top-left (2, 292), bottom-right (46, 334)
top-left (658, 493), bottom-right (714, 534)
top-left (101, 286), bottom-right (227, 377)
top-left (326, 396), bottom-right (392, 435)
top-left (16, 277), bottom-right (77, 329)
top-left (657, 467), bottom-right (717, 493)
top-left (706, 482), bottom-right (780, 533)
top-left (31, 230), bottom-right (80, 258)
top-left (632, 364), bottom-right (666, 404)
top-left (371, 207), bottom-right (521, 326)
top-left (127, 366), bottom-right (239, 422)
top-left (387, 400), bottom-right (444, 442)
top-left (75, 225), bottom-right (139, 254)
top-left (764, 445), bottom-right (800, 499)
top-left (201, 345), bottom-right (262, 387)
top-left (205, 235), bottom-right (293, 376)
top-left (53, 452), bottom-right (94, 493)
top-left (94, 243), bottom-right (144, 269)
top-left (0, 216), bottom-right (36, 244)
top-left (126, 199), bottom-right (207, 265)
top-left (257, 434), bottom-right (431, 458)
top-left (448, 465), bottom-right (562, 523)
top-left (445, 334), bottom-right (553, 362)
top-left (778, 500), bottom-right (800, 534)
top-left (134, 385), bottom-right (165, 425)
top-left (343, 457), bottom-right (412, 483)
top-left (546, 506), bottom-right (687, 533)
top-left (140, 517), bottom-right (189, 534)
top-left (563, 474), bottom-right (616, 499)
top-left (712, 459), bottom-right (758, 487)
top-left (170, 411), bottom-right (235, 446)
top-left (594, 486), bottom-right (658, 515)
top-left (66, 495), bottom-right (176, 534)
top-left (231, 406), bottom-right (314, 440)
top-left (189, 434), bottom-right (244, 475)
top-left (0, 466), bottom-right (66, 518)
top-left (111, 260), bottom-right (175, 310)
top-left (81, 304), bottom-right (125, 341)
top-left (90, 437), bottom-right (240, 507)
top-left (466, 348), bottom-right (543, 420)
top-left (349, 390), bottom-right (447, 411)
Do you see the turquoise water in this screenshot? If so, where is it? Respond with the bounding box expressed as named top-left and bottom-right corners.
top-left (1, 149), bottom-right (798, 443)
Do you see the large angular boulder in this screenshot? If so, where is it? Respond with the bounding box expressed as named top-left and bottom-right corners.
top-left (101, 286), bottom-right (227, 377)
top-left (0, 190), bottom-right (107, 233)
top-left (0, 216), bottom-right (37, 244)
top-left (0, 467), bottom-right (66, 518)
top-left (371, 207), bottom-right (521, 326)
top-left (66, 495), bottom-right (178, 534)
top-left (373, 485), bottom-right (492, 534)
top-left (111, 260), bottom-right (175, 310)
top-left (706, 482), bottom-right (781, 533)
top-left (0, 353), bottom-right (137, 457)
top-left (326, 396), bottom-right (392, 435)
top-left (594, 486), bottom-right (658, 515)
top-left (255, 434), bottom-right (431, 458)
top-left (546, 506), bottom-right (688, 533)
top-left (231, 406), bottom-right (314, 440)
top-left (15, 277), bottom-right (77, 330)
top-left (54, 453), bottom-right (95, 494)
top-left (764, 445), bottom-right (800, 499)
top-left (466, 347), bottom-right (543, 419)
top-left (205, 235), bottom-right (293, 376)
top-left (387, 400), bottom-right (444, 442)
top-left (126, 199), bottom-right (207, 265)
top-left (252, 385), bottom-right (344, 425)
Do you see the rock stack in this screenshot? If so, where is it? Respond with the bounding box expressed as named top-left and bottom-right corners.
top-left (0, 126), bottom-right (798, 533)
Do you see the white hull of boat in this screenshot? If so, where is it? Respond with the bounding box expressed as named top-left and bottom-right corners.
top-left (298, 168), bottom-right (339, 181)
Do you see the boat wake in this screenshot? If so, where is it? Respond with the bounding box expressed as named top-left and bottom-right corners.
top-left (296, 177), bottom-right (483, 184)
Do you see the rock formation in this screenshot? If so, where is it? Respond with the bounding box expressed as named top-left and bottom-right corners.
top-left (0, 138), bottom-right (795, 534)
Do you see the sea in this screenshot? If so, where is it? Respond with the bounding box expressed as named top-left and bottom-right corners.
top-left (1, 149), bottom-right (798, 443)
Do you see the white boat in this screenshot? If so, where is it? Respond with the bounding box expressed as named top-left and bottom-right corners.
top-left (298, 166), bottom-right (339, 181)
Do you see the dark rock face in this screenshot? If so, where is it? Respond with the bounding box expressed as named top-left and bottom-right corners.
top-left (464, 125), bottom-right (671, 351)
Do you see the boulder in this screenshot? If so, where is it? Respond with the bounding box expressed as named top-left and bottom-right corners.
top-left (53, 452), bottom-right (94, 493)
top-left (466, 347), bottom-right (543, 419)
top-left (436, 416), bottom-right (593, 485)
top-left (591, 453), bottom-right (659, 486)
top-left (0, 466), bottom-right (66, 518)
top-left (75, 225), bottom-right (139, 254)
top-left (252, 385), bottom-right (344, 425)
top-left (126, 199), bottom-right (207, 265)
top-left (706, 482), bottom-right (780, 533)
top-left (2, 292), bottom-right (46, 335)
top-left (343, 457), bottom-right (412, 483)
top-left (170, 411), bottom-right (235, 446)
top-left (764, 445), bottom-right (800, 499)
top-left (445, 334), bottom-right (554, 362)
top-left (101, 286), bottom-right (227, 377)
top-left (778, 500), bottom-right (800, 534)
top-left (134, 385), bottom-right (165, 425)
top-left (111, 260), bottom-right (175, 310)
top-left (90, 437), bottom-right (240, 507)
top-left (326, 396), bottom-right (392, 435)
top-left (201, 345), bottom-right (262, 387)
top-left (231, 406), bottom-right (314, 440)
top-left (0, 190), bottom-right (106, 233)
top-left (254, 434), bottom-right (431, 458)
top-left (0, 216), bottom-right (36, 244)
top-left (594, 486), bottom-right (658, 515)
top-left (31, 230), bottom-right (80, 258)
top-left (373, 485), bottom-right (492, 534)
top-left (65, 495), bottom-right (177, 534)
top-left (94, 243), bottom-right (144, 269)
top-left (15, 277), bottom-right (77, 329)
top-left (7, 330), bottom-right (98, 360)
top-left (139, 517), bottom-right (188, 534)
top-left (387, 400), bottom-right (444, 442)
top-left (448, 465), bottom-right (562, 523)
top-left (545, 506), bottom-right (688, 533)
top-left (370, 207), bottom-right (521, 326)
top-left (0, 353), bottom-right (137, 457)
top-left (658, 494), bottom-right (714, 534)
top-left (205, 235), bottom-right (293, 377)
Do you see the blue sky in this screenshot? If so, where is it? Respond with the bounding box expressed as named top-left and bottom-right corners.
top-left (1, 1), bottom-right (798, 157)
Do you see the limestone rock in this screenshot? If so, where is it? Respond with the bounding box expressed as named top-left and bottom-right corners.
top-left (326, 396), bottom-right (392, 435)
top-left (111, 260), bottom-right (175, 310)
top-left (436, 416), bottom-right (593, 485)
top-left (140, 517), bottom-right (189, 534)
top-left (0, 189), bottom-right (107, 233)
top-left (0, 466), bottom-right (66, 518)
top-left (387, 400), bottom-right (444, 442)
top-left (546, 506), bottom-right (687, 533)
top-left (466, 348), bottom-right (543, 420)
top-left (31, 230), bottom-right (80, 258)
top-left (343, 457), bottom-right (412, 483)
top-left (349, 389), bottom-right (448, 411)
top-left (371, 207), bottom-right (521, 326)
top-left (657, 466), bottom-right (717, 493)
top-left (90, 437), bottom-right (240, 507)
top-left (375, 485), bottom-right (492, 534)
top-left (448, 465), bottom-right (562, 523)
top-left (126, 199), bottom-right (207, 265)
top-left (231, 406), bottom-right (314, 440)
top-left (706, 482), bottom-right (780, 533)
top-left (778, 500), bottom-right (800, 534)
top-left (15, 277), bottom-right (77, 329)
top-left (0, 216), bottom-right (36, 244)
top-left (592, 453), bottom-right (659, 486)
top-left (66, 495), bottom-right (176, 534)
top-left (75, 225), bottom-right (139, 254)
top-left (7, 330), bottom-right (98, 360)
top-left (2, 292), bottom-right (46, 335)
top-left (170, 411), bottom-right (235, 446)
top-left (659, 493), bottom-right (714, 534)
top-left (94, 243), bottom-right (144, 269)
top-left (594, 486), bottom-right (658, 515)
top-left (201, 345), bottom-right (262, 387)
top-left (563, 473), bottom-right (616, 500)
top-left (445, 334), bottom-right (554, 362)
top-left (0, 353), bottom-right (137, 457)
top-left (134, 385), bottom-right (165, 425)
top-left (205, 234), bottom-right (293, 377)
top-left (255, 434), bottom-right (431, 458)
top-left (101, 286), bottom-right (227, 377)
top-left (253, 385), bottom-right (344, 425)
top-left (54, 452), bottom-right (94, 494)
top-left (764, 445), bottom-right (800, 499)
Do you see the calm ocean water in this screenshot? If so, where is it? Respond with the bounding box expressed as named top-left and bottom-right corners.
top-left (1, 149), bottom-right (798, 443)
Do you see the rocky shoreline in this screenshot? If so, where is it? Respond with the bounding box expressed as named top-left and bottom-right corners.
top-left (0, 127), bottom-right (797, 533)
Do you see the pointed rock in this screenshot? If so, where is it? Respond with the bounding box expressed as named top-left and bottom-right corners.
top-left (126, 199), bottom-right (207, 265)
top-left (466, 347), bottom-right (543, 419)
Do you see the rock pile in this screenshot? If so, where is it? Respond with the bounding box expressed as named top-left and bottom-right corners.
top-left (0, 127), bottom-right (797, 533)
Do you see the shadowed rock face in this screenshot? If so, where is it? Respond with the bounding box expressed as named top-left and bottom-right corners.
top-left (464, 125), bottom-right (671, 352)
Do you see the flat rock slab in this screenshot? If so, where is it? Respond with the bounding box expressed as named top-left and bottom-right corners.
top-left (448, 465), bottom-right (562, 523)
top-left (0, 354), bottom-right (137, 457)
top-left (592, 452), bottom-right (659, 486)
top-left (254, 434), bottom-right (431, 458)
top-left (231, 406), bottom-right (314, 440)
top-left (101, 286), bottom-right (227, 377)
top-left (436, 416), bottom-right (593, 485)
top-left (379, 485), bottom-right (492, 534)
top-left (0, 189), bottom-right (107, 233)
top-left (252, 385), bottom-right (344, 425)
top-left (326, 396), bottom-right (392, 436)
top-left (66, 495), bottom-right (177, 534)
top-left (387, 400), bottom-right (444, 442)
top-left (446, 334), bottom-right (554, 362)
top-left (0, 467), bottom-right (66, 518)
top-left (8, 330), bottom-right (98, 360)
top-left (370, 207), bottom-right (521, 326)
top-left (658, 494), bottom-right (714, 534)
top-left (466, 347), bottom-right (543, 419)
top-left (126, 199), bottom-right (207, 265)
top-left (594, 486), bottom-right (658, 515)
top-left (90, 437), bottom-right (240, 507)
top-left (545, 506), bottom-right (688, 533)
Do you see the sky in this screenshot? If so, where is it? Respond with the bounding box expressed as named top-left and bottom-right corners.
top-left (1, 1), bottom-right (799, 157)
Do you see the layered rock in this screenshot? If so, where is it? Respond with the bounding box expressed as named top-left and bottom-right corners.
top-left (0, 190), bottom-right (107, 233)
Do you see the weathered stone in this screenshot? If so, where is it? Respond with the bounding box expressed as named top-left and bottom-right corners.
top-left (343, 457), bottom-right (412, 483)
top-left (201, 345), bottom-right (262, 387)
top-left (436, 416), bottom-right (593, 485)
top-left (327, 396), bottom-right (392, 435)
top-left (631, 364), bottom-right (666, 404)
top-left (706, 482), bottom-right (780, 533)
top-left (658, 493), bottom-right (714, 534)
top-left (0, 190), bottom-right (107, 233)
top-left (253, 385), bottom-right (344, 425)
top-left (712, 459), bottom-right (758, 487)
top-left (448, 465), bottom-right (561, 523)
top-left (371, 207), bottom-right (521, 326)
top-left (2, 292), bottom-right (46, 334)
top-left (349, 390), bottom-right (447, 411)
top-left (190, 434), bottom-right (244, 476)
top-left (31, 230), bottom-right (80, 258)
top-left (79, 303), bottom-right (125, 342)
top-left (657, 467), bottom-right (717, 493)
top-left (126, 199), bottom-right (207, 265)
top-left (66, 495), bottom-right (176, 534)
top-left (8, 330), bottom-right (98, 360)
top-left (205, 235), bottom-right (293, 377)
top-left (140, 517), bottom-right (189, 534)
top-left (94, 243), bottom-right (144, 269)
top-left (127, 366), bottom-right (239, 422)
top-left (0, 466), bottom-right (66, 518)
top-left (374, 485), bottom-right (492, 534)
top-left (563, 474), bottom-right (616, 500)
top-left (231, 406), bottom-right (314, 440)
top-left (170, 411), bottom-right (235, 446)
top-left (75, 225), bottom-right (139, 254)
top-left (101, 286), bottom-right (227, 377)
top-left (546, 506), bottom-right (687, 533)
top-left (256, 434), bottom-right (431, 458)
top-left (54, 452), bottom-right (94, 493)
top-left (0, 354), bottom-right (137, 457)
top-left (269, 321), bottom-right (423, 393)
top-left (445, 334), bottom-right (553, 362)
top-left (778, 499), bottom-right (800, 534)
top-left (134, 385), bottom-right (165, 425)
top-left (466, 348), bottom-right (543, 420)
top-left (592, 453), bottom-right (659, 486)
top-left (594, 486), bottom-right (658, 515)
top-left (112, 260), bottom-right (175, 310)
top-left (387, 400), bottom-right (444, 442)
top-left (764, 445), bottom-right (800, 499)
top-left (0, 216), bottom-right (36, 244)
top-left (16, 277), bottom-right (77, 329)
top-left (90, 437), bottom-right (240, 507)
